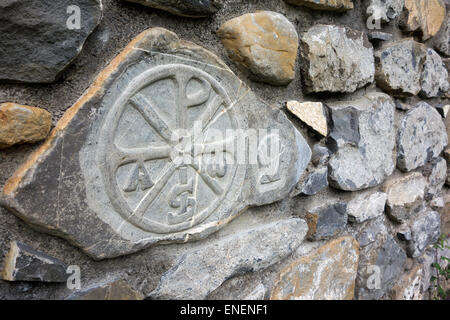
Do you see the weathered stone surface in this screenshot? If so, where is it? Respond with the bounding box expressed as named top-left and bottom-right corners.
top-left (395, 100), bottom-right (414, 111)
top-left (300, 24), bottom-right (374, 93)
top-left (357, 218), bottom-right (388, 247)
top-left (244, 284), bottom-right (266, 300)
top-left (375, 39), bottom-right (426, 97)
top-left (368, 31), bottom-right (393, 42)
top-left (383, 172), bottom-right (427, 223)
top-left (400, 0), bottom-right (446, 41)
top-left (271, 237), bottom-right (359, 300)
top-left (284, 0), bottom-right (353, 11)
top-left (356, 235), bottom-right (407, 300)
top-left (218, 11), bottom-right (299, 85)
top-left (327, 93), bottom-right (396, 191)
top-left (1, 241), bottom-right (67, 282)
top-left (0, 0), bottom-right (102, 83)
top-left (389, 265), bottom-right (425, 300)
top-left (406, 209), bottom-right (441, 258)
top-left (300, 166), bottom-right (328, 196)
top-left (367, 0), bottom-right (405, 23)
top-left (348, 191), bottom-right (387, 224)
top-left (420, 48), bottom-right (449, 98)
top-left (306, 202), bottom-right (348, 240)
top-left (125, 0), bottom-right (222, 17)
top-left (434, 17), bottom-right (450, 56)
top-left (0, 103), bottom-right (52, 149)
top-left (423, 157), bottom-right (447, 200)
top-left (311, 144), bottom-right (330, 166)
top-left (0, 28), bottom-right (311, 260)
top-left (397, 103), bottom-right (448, 172)
top-left (150, 218), bottom-right (308, 299)
top-left (286, 101), bottom-right (328, 137)
top-left (70, 280), bottom-right (144, 300)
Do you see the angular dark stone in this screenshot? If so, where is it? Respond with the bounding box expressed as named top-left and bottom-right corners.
top-left (2, 241), bottom-right (68, 283)
top-left (306, 202), bottom-right (348, 240)
top-left (356, 235), bottom-right (407, 300)
top-left (125, 0), bottom-right (222, 17)
top-left (301, 166), bottom-right (328, 196)
top-left (0, 0), bottom-right (102, 83)
top-left (69, 280), bottom-right (144, 300)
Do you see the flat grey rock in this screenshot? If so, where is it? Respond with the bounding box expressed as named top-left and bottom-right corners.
top-left (149, 218), bottom-right (308, 299)
top-left (423, 157), bottom-right (447, 200)
top-left (2, 241), bottom-right (68, 283)
top-left (397, 102), bottom-right (448, 172)
top-left (0, 28), bottom-right (311, 260)
top-left (0, 0), bottom-right (102, 83)
top-left (327, 93), bottom-right (396, 191)
top-left (300, 24), bottom-right (375, 93)
top-left (347, 191), bottom-right (387, 224)
top-left (406, 209), bottom-right (441, 258)
top-left (356, 235), bottom-right (407, 300)
top-left (125, 0), bottom-right (222, 17)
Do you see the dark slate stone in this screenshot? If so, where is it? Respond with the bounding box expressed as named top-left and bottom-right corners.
top-left (368, 31), bottom-right (393, 43)
top-left (125, 0), bottom-right (222, 17)
top-left (301, 166), bottom-right (328, 195)
top-left (306, 202), bottom-right (348, 240)
top-left (2, 241), bottom-right (68, 282)
top-left (0, 0), bottom-right (102, 83)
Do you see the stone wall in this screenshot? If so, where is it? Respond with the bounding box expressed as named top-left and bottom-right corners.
top-left (0, 0), bottom-right (449, 300)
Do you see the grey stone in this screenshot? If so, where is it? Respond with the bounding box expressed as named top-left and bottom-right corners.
top-left (0, 28), bottom-right (311, 260)
top-left (397, 102), bottom-right (448, 172)
top-left (243, 284), bottom-right (266, 300)
top-left (368, 31), bottom-right (393, 42)
top-left (356, 235), bottom-right (407, 300)
top-left (375, 39), bottom-right (427, 97)
top-left (383, 172), bottom-right (427, 223)
top-left (395, 100), bottom-right (414, 111)
top-left (68, 279), bottom-right (144, 300)
top-left (347, 191), bottom-right (387, 224)
top-left (397, 229), bottom-right (412, 241)
top-left (124, 0), bottom-right (222, 17)
top-left (300, 166), bottom-right (329, 196)
top-left (0, 0), bottom-right (102, 83)
top-left (423, 157), bottom-right (447, 200)
top-left (149, 218), bottom-right (308, 299)
top-left (1, 241), bottom-right (68, 283)
top-left (306, 202), bottom-right (348, 240)
top-left (300, 24), bottom-right (375, 93)
top-left (311, 144), bottom-right (330, 166)
top-left (357, 218), bottom-right (388, 247)
top-left (327, 93), bottom-right (396, 191)
top-left (434, 17), bottom-right (450, 57)
top-left (406, 209), bottom-right (441, 258)
top-left (367, 0), bottom-right (405, 23)
top-left (284, 0), bottom-right (354, 11)
top-left (420, 48), bottom-right (449, 98)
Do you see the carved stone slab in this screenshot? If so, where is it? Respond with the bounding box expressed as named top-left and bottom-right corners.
top-left (1, 28), bottom-right (311, 260)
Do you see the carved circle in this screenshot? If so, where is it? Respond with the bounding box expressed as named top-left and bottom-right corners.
top-left (98, 64), bottom-right (243, 234)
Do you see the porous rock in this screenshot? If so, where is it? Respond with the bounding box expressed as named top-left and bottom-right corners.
top-left (327, 93), bottom-right (396, 191)
top-left (397, 102), bottom-right (447, 172)
top-left (300, 24), bottom-right (374, 93)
